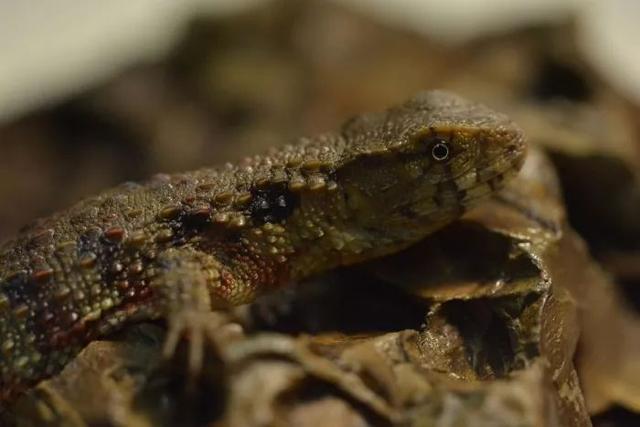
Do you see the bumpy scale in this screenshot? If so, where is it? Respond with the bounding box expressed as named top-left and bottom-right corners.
top-left (0, 91), bottom-right (526, 402)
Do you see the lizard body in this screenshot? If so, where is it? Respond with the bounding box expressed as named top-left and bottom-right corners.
top-left (0, 91), bottom-right (525, 401)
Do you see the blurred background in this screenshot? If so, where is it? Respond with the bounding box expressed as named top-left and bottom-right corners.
top-left (0, 0), bottom-right (639, 424)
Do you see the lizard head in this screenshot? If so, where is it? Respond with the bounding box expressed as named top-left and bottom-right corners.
top-left (336, 90), bottom-right (526, 240)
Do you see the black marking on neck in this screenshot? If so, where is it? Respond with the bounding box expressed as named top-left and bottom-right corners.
top-left (249, 182), bottom-right (299, 225)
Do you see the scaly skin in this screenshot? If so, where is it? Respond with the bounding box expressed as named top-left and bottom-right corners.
top-left (0, 91), bottom-right (525, 402)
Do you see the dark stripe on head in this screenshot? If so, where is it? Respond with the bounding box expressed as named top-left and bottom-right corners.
top-left (434, 164), bottom-right (463, 208)
top-left (475, 133), bottom-right (489, 182)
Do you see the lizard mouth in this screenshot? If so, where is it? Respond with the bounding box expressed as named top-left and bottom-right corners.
top-left (470, 127), bottom-right (527, 182)
top-left (474, 148), bottom-right (526, 186)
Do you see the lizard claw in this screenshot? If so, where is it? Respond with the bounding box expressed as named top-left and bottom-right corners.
top-left (162, 310), bottom-right (242, 378)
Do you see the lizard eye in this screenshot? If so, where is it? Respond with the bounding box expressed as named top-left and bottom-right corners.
top-left (431, 140), bottom-right (449, 162)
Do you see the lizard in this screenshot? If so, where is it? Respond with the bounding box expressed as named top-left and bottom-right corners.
top-left (0, 90), bottom-right (526, 403)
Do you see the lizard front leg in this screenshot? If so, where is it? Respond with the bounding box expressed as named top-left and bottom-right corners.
top-left (150, 247), bottom-right (245, 375)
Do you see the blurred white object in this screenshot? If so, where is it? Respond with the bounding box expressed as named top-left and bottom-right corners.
top-left (578, 0), bottom-right (640, 104)
top-left (1, 0), bottom-right (635, 123)
top-left (0, 0), bottom-right (265, 123)
top-left (339, 0), bottom-right (583, 43)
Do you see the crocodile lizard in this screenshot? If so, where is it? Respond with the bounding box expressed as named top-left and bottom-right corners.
top-left (0, 90), bottom-right (525, 402)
